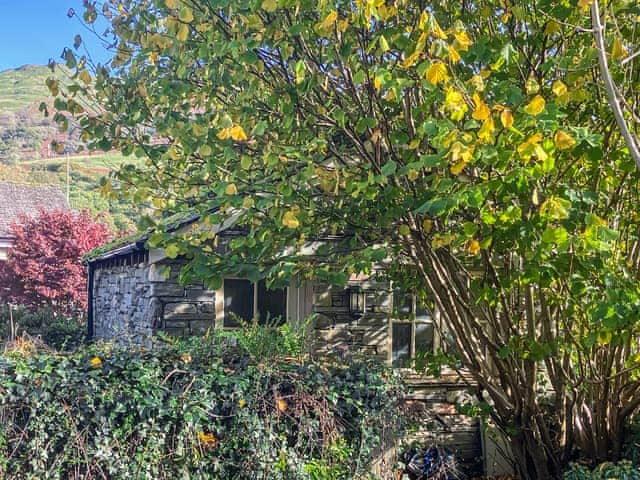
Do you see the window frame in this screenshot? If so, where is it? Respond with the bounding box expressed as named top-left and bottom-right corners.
top-left (217, 278), bottom-right (289, 328)
top-left (388, 290), bottom-right (435, 368)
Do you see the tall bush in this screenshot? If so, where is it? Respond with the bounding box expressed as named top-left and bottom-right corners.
top-left (0, 209), bottom-right (111, 315)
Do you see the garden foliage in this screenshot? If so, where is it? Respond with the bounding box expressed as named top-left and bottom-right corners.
top-left (564, 461), bottom-right (640, 480)
top-left (0, 209), bottom-right (111, 315)
top-left (0, 330), bottom-right (402, 479)
top-left (54, 0), bottom-right (640, 477)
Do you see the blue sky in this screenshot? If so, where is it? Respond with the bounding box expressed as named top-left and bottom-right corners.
top-left (0, 0), bottom-right (112, 71)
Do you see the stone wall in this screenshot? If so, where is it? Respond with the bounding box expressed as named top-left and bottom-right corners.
top-left (92, 256), bottom-right (215, 343)
top-left (149, 259), bottom-right (216, 336)
top-left (92, 261), bottom-right (156, 342)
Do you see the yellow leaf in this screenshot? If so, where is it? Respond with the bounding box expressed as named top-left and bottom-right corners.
top-left (448, 44), bottom-right (461, 63)
top-left (90, 356), bottom-right (102, 368)
top-left (378, 35), bottom-right (390, 52)
top-left (373, 76), bottom-right (382, 91)
top-left (176, 23), bottom-right (190, 42)
top-left (261, 0), bottom-right (278, 12)
top-left (230, 125), bottom-right (248, 141)
top-left (180, 353), bottom-right (192, 363)
top-left (611, 36), bottom-right (627, 60)
top-left (178, 6), bottom-right (194, 23)
top-left (402, 50), bottom-right (421, 68)
top-left (218, 125), bottom-right (248, 141)
top-left (472, 93), bottom-right (490, 121)
top-left (449, 141), bottom-right (474, 175)
top-left (317, 10), bottom-right (338, 32)
top-left (165, 0), bottom-right (179, 8)
top-left (544, 21), bottom-right (561, 35)
top-left (523, 95), bottom-right (545, 116)
top-left (597, 330), bottom-right (612, 346)
top-left (276, 398), bottom-right (288, 412)
top-left (444, 87), bottom-right (468, 121)
top-left (195, 22), bottom-right (211, 32)
top-left (238, 399), bottom-right (246, 408)
top-left (418, 11), bottom-right (429, 30)
top-left (450, 159), bottom-right (467, 176)
top-left (525, 76), bottom-right (540, 95)
top-left (197, 431), bottom-right (218, 447)
top-left (553, 130), bottom-right (576, 150)
top-left (477, 117), bottom-right (494, 143)
top-left (431, 19), bottom-right (447, 40)
top-left (217, 128), bottom-right (230, 140)
top-left (407, 169), bottom-right (419, 181)
top-left (425, 62), bottom-right (449, 85)
top-left (469, 74), bottom-right (484, 92)
top-left (78, 70), bottom-right (92, 85)
top-left (225, 183), bottom-right (238, 195)
top-left (500, 108), bottom-right (514, 129)
top-left (283, 211), bottom-right (300, 229)
top-left (578, 0), bottom-right (594, 12)
top-left (453, 31), bottom-right (473, 51)
top-left (517, 133), bottom-right (546, 162)
top-left (422, 219), bottom-right (433, 233)
top-left (552, 80), bottom-right (567, 97)
top-left (450, 141), bottom-right (474, 163)
top-left (540, 196), bottom-right (570, 220)
top-left (465, 239), bottom-right (480, 255)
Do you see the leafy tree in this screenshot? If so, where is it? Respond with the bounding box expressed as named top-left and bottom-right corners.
top-left (56, 0), bottom-right (640, 477)
top-left (0, 210), bottom-right (112, 315)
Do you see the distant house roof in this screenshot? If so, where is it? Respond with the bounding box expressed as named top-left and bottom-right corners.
top-left (0, 182), bottom-right (69, 237)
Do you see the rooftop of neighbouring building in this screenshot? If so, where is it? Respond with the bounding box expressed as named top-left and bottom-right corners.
top-left (0, 182), bottom-right (68, 237)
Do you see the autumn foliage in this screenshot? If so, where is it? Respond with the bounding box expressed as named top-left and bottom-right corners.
top-left (0, 210), bottom-right (111, 315)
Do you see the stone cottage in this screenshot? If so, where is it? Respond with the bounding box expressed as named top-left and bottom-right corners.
top-left (86, 212), bottom-right (490, 475)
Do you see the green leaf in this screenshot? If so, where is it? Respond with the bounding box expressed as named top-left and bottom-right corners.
top-left (165, 244), bottom-right (180, 259)
top-left (380, 160), bottom-right (397, 176)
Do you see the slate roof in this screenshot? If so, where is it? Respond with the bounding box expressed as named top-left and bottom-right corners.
top-left (0, 182), bottom-right (69, 237)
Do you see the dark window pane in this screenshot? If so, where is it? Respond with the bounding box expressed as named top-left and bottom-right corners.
top-left (392, 323), bottom-right (411, 367)
top-left (224, 279), bottom-right (254, 327)
top-left (257, 280), bottom-right (286, 325)
top-left (415, 322), bottom-right (434, 356)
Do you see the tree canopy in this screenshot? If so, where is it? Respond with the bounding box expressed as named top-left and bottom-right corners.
top-left (0, 209), bottom-right (112, 315)
top-left (55, 0), bottom-right (640, 478)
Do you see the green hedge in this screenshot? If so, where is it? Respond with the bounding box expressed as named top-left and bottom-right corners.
top-left (0, 333), bottom-right (402, 479)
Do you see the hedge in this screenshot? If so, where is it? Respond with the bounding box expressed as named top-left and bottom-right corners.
top-left (0, 331), bottom-right (402, 479)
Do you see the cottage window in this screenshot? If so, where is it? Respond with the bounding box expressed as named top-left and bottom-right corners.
top-left (390, 290), bottom-right (434, 367)
top-left (223, 279), bottom-right (287, 327)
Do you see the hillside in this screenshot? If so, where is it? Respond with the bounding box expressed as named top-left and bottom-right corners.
top-left (0, 65), bottom-right (141, 233)
top-left (0, 65), bottom-right (53, 114)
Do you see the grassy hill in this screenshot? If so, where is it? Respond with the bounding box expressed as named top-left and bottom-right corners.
top-left (0, 65), bottom-right (54, 114)
top-left (0, 65), bottom-right (143, 233)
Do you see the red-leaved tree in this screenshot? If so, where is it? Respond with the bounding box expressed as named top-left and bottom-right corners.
top-left (0, 210), bottom-right (112, 315)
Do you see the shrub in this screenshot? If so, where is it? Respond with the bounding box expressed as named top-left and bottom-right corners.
top-left (564, 461), bottom-right (640, 480)
top-left (0, 305), bottom-right (84, 350)
top-left (0, 332), bottom-right (402, 479)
